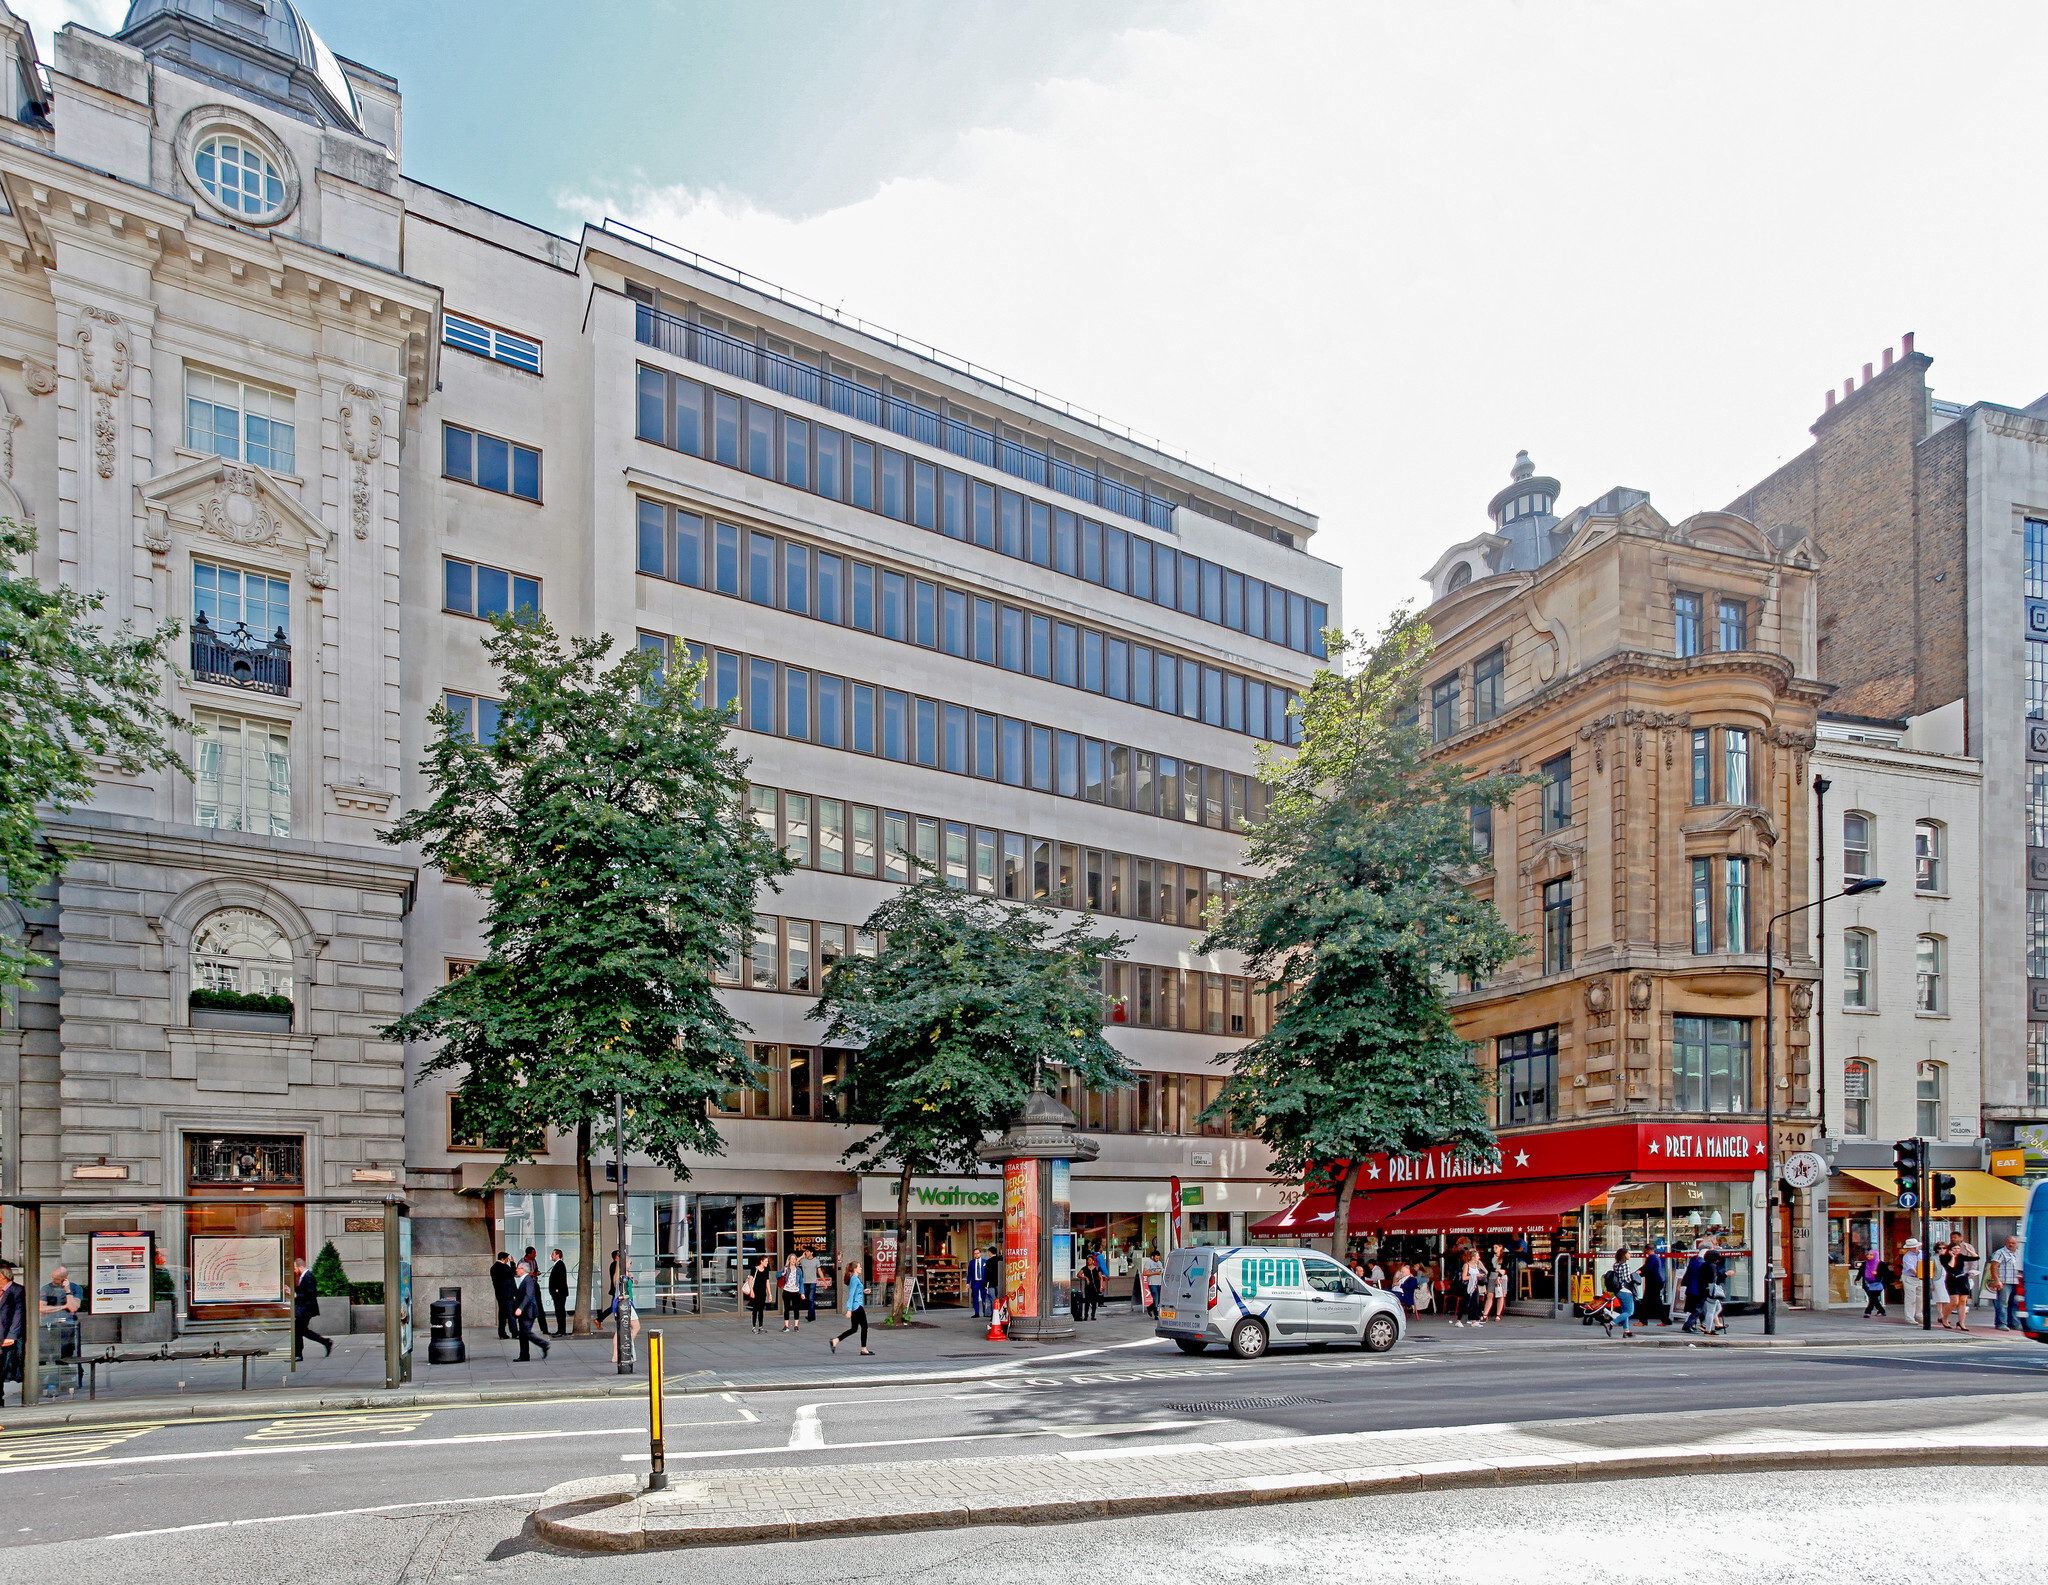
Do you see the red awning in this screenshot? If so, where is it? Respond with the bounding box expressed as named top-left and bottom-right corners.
top-left (1378, 1174), bottom-right (1625, 1232)
top-left (1248, 1187), bottom-right (1436, 1237)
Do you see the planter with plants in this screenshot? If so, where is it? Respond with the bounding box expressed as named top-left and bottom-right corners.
top-left (350, 1279), bottom-right (386, 1334)
top-left (188, 987), bottom-right (293, 1032)
top-left (310, 1241), bottom-right (353, 1337)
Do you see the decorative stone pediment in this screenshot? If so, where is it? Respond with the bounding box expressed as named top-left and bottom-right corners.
top-left (138, 456), bottom-right (335, 586)
top-left (1681, 804), bottom-right (1779, 854)
top-left (1518, 831), bottom-right (1584, 884)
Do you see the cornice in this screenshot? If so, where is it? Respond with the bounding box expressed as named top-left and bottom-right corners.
top-left (41, 812), bottom-right (416, 893)
top-left (1978, 407), bottom-right (2048, 446)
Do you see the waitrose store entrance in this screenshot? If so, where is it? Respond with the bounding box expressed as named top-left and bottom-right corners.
top-left (860, 1175), bottom-right (1003, 1307)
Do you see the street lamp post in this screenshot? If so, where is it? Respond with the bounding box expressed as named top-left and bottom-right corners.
top-left (1764, 873), bottom-right (1886, 1334)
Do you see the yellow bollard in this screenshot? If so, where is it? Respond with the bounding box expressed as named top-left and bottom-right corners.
top-left (646, 1329), bottom-right (666, 1491)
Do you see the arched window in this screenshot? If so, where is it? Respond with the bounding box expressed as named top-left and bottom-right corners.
top-left (1842, 812), bottom-right (1870, 884)
top-left (1843, 1059), bottom-right (1873, 1137)
top-left (196, 133), bottom-right (285, 219)
top-left (191, 907), bottom-right (293, 1001)
top-left (1915, 819), bottom-right (1944, 892)
top-left (1915, 1060), bottom-right (1946, 1139)
top-left (1915, 935), bottom-right (1945, 1014)
top-left (1446, 562), bottom-right (1472, 592)
top-left (1842, 929), bottom-right (1874, 1009)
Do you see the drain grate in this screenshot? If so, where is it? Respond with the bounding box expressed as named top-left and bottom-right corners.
top-left (1165, 1395), bottom-right (1327, 1413)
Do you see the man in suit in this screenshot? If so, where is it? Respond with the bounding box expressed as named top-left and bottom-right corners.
top-left (967, 1246), bottom-right (991, 1318)
top-left (0, 1261), bottom-right (25, 1406)
top-left (489, 1251), bottom-right (518, 1340)
top-left (513, 1260), bottom-right (550, 1361)
top-left (292, 1256), bottom-right (332, 1360)
top-left (546, 1248), bottom-right (570, 1336)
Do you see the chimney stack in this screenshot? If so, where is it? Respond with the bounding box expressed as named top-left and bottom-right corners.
top-left (1824, 390), bottom-right (1836, 410)
top-left (1862, 362), bottom-right (1874, 385)
top-left (1903, 331), bottom-right (1915, 356)
top-left (1882, 347), bottom-right (1894, 370)
top-left (1844, 379), bottom-right (1854, 401)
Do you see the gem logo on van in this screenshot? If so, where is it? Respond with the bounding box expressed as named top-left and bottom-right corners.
top-left (1237, 1255), bottom-right (1300, 1298)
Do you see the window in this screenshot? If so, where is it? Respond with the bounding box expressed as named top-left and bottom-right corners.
top-left (1497, 1027), bottom-right (1557, 1126)
top-left (1716, 597), bottom-right (1748, 652)
top-left (443, 557), bottom-right (539, 619)
top-left (1470, 802), bottom-right (1492, 858)
top-left (1473, 646), bottom-right (1505, 723)
top-left (1430, 673), bottom-right (1461, 741)
top-left (443, 312), bottom-right (542, 374)
top-left (1723, 729), bottom-right (1751, 805)
top-left (1842, 812), bottom-right (1870, 883)
top-left (193, 132), bottom-right (284, 218)
top-left (2030, 518), bottom-right (2048, 600)
top-left (194, 710), bottom-right (290, 837)
top-left (1541, 753), bottom-right (1571, 832)
top-left (2030, 892), bottom-right (2048, 980)
top-left (2029, 642), bottom-right (2048, 720)
top-left (2030, 1028), bottom-right (2048, 1109)
top-left (443, 423), bottom-right (540, 502)
top-left (637, 501), bottom-right (704, 587)
top-left (1673, 1016), bottom-right (1751, 1113)
top-left (190, 906), bottom-right (293, 1002)
top-left (1915, 935), bottom-right (1944, 1013)
top-left (443, 690), bottom-right (503, 745)
top-left (2033, 767), bottom-right (2048, 850)
top-left (1692, 858), bottom-right (1713, 954)
top-left (1724, 856), bottom-right (1750, 954)
top-left (194, 558), bottom-right (289, 644)
top-left (1842, 1060), bottom-right (1872, 1136)
top-left (1691, 729), bottom-right (1710, 806)
top-left (1915, 1061), bottom-right (1945, 1139)
top-left (1446, 562), bottom-right (1473, 592)
top-left (1843, 928), bottom-right (1873, 1008)
top-left (186, 369), bottom-right (295, 473)
top-left (1914, 820), bottom-right (1943, 892)
top-left (1542, 877), bottom-right (1572, 975)
top-left (1674, 591), bottom-right (1703, 658)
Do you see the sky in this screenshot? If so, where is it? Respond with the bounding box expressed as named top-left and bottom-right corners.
top-left (24, 1), bottom-right (2048, 633)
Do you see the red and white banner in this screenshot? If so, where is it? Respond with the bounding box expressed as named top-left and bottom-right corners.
top-left (1170, 1176), bottom-right (1184, 1251)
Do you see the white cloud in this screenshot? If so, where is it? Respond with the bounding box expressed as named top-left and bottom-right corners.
top-left (587, 1), bottom-right (2048, 633)
top-left (9, 0), bottom-right (125, 47)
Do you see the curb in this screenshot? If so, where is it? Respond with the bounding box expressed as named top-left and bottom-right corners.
top-left (0, 1328), bottom-right (2004, 1431)
top-left (532, 1438), bottom-right (2048, 1550)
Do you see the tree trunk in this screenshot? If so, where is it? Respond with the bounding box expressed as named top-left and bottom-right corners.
top-left (574, 1117), bottom-right (595, 1336)
top-left (892, 1162), bottom-right (914, 1324)
top-left (1331, 1157), bottom-right (1364, 1266)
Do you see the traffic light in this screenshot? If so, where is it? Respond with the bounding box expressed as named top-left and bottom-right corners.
top-left (1931, 1172), bottom-right (1958, 1211)
top-left (1893, 1137), bottom-right (1923, 1209)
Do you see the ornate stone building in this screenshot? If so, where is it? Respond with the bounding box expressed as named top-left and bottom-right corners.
top-left (1409, 457), bottom-right (1829, 1304)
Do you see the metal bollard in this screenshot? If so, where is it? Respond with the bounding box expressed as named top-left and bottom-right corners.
top-left (646, 1330), bottom-right (666, 1491)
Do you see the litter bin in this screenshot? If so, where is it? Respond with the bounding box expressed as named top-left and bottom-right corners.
top-left (428, 1287), bottom-right (465, 1364)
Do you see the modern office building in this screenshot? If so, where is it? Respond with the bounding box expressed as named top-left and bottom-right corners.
top-left (0, 2), bottom-right (1339, 1320)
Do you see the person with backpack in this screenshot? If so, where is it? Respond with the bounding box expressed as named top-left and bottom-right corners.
top-left (1604, 1251), bottom-right (1640, 1337)
top-left (1678, 1244), bottom-right (1706, 1332)
top-left (1697, 1244), bottom-right (1728, 1334)
top-left (1859, 1248), bottom-right (1891, 1317)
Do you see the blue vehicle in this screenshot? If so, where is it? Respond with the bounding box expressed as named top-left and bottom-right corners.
top-left (2024, 1179), bottom-right (2048, 1344)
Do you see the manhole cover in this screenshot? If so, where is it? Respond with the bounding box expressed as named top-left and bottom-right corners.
top-left (1165, 1396), bottom-right (1327, 1413)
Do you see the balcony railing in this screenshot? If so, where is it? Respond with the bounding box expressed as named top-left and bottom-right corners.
top-left (191, 615), bottom-right (290, 695)
top-left (636, 303), bottom-right (1178, 533)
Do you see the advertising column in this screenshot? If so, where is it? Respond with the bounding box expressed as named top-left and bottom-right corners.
top-left (980, 1090), bottom-right (1098, 1341)
top-left (1003, 1158), bottom-right (1040, 1323)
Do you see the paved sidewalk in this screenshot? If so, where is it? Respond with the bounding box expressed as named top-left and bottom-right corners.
top-left (536, 1389), bottom-right (2048, 1549)
top-left (2, 1298), bottom-right (2012, 1429)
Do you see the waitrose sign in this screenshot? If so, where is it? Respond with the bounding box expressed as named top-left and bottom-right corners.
top-left (860, 1176), bottom-right (1001, 1215)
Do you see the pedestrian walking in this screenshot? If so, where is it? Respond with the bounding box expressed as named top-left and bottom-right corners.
top-left (1453, 1248), bottom-right (1486, 1327)
top-left (547, 1248), bottom-right (570, 1336)
top-left (598, 1249), bottom-right (620, 1324)
top-left (744, 1255), bottom-right (772, 1334)
top-left (832, 1259), bottom-right (874, 1354)
top-left (779, 1254), bottom-right (804, 1333)
top-left (1639, 1241), bottom-right (1670, 1325)
top-left (513, 1259), bottom-right (550, 1360)
top-left (1678, 1245), bottom-right (1705, 1332)
top-left (1901, 1238), bottom-right (1924, 1321)
top-left (1940, 1237), bottom-right (1978, 1330)
top-left (291, 1256), bottom-right (332, 1360)
top-left (1992, 1235), bottom-right (2024, 1331)
top-left (0, 1261), bottom-right (27, 1407)
top-left (1484, 1242), bottom-right (1510, 1321)
top-left (1698, 1244), bottom-right (1728, 1334)
top-left (968, 1245), bottom-right (992, 1318)
top-left (1859, 1249), bottom-right (1891, 1317)
top-left (799, 1245), bottom-right (822, 1322)
top-left (1606, 1250), bottom-right (1639, 1337)
top-left (489, 1251), bottom-right (518, 1339)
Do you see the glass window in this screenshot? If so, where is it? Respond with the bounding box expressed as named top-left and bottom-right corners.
top-left (1083, 630), bottom-right (1103, 694)
top-left (1915, 936), bottom-right (1944, 1013)
top-left (852, 683), bottom-right (876, 754)
top-left (1470, 802), bottom-right (1493, 858)
top-left (188, 369), bottom-right (296, 474)
top-left (1001, 833), bottom-right (1026, 900)
top-left (913, 461), bottom-right (937, 530)
top-left (974, 598), bottom-right (996, 664)
top-left (974, 711), bottom-right (997, 779)
top-left (1001, 718), bottom-right (1025, 786)
top-left (2031, 1029), bottom-right (2048, 1110)
top-left (1430, 673), bottom-right (1461, 741)
top-left (2028, 642), bottom-right (2048, 721)
top-left (944, 821), bottom-right (969, 890)
top-left (1000, 491), bottom-right (1024, 557)
top-left (1029, 615), bottom-right (1051, 679)
top-left (881, 571), bottom-right (906, 641)
top-left (1202, 666), bottom-right (1223, 727)
top-left (1915, 820), bottom-right (1943, 892)
top-left (1692, 857), bottom-right (1712, 954)
top-left (882, 691), bottom-right (907, 761)
top-left (849, 438), bottom-right (874, 509)
top-left (972, 480), bottom-right (994, 547)
top-left (2031, 892), bottom-right (2048, 980)
top-left (818, 798), bottom-right (845, 873)
top-left (783, 668), bottom-right (809, 740)
top-left (1497, 1026), bottom-right (1557, 1126)
top-left (714, 653), bottom-right (740, 716)
top-left (1055, 622), bottom-right (1078, 688)
top-left (1542, 877), bottom-right (1572, 974)
top-left (944, 703), bottom-right (968, 773)
top-left (1246, 680), bottom-right (1265, 740)
top-left (781, 415), bottom-right (809, 489)
top-left (1107, 525), bottom-right (1128, 590)
top-left (782, 541), bottom-right (809, 616)
top-left (784, 794), bottom-right (812, 867)
top-left (189, 905), bottom-right (293, 1002)
top-left (1029, 501), bottom-right (1051, 566)
top-left (851, 804), bottom-right (877, 876)
top-left (1843, 1060), bottom-right (1873, 1136)
top-left (713, 393), bottom-right (740, 467)
top-left (1132, 646), bottom-right (1153, 709)
top-left (881, 450), bottom-right (906, 519)
top-left (816, 426), bottom-right (841, 499)
top-left (193, 711), bottom-right (290, 837)
top-left (1054, 510), bottom-right (1077, 575)
top-left (850, 562), bottom-right (874, 631)
top-left (1106, 638), bottom-right (1128, 702)
top-left (1473, 646), bottom-right (1505, 723)
top-left (748, 658), bottom-right (775, 732)
top-left (817, 675), bottom-right (843, 748)
top-left (1843, 928), bottom-right (1873, 1008)
top-left (714, 523), bottom-right (740, 595)
top-left (883, 811), bottom-right (910, 883)
top-left (1180, 658), bottom-right (1200, 719)
top-left (1724, 856), bottom-right (1750, 954)
top-left (1057, 731), bottom-right (1079, 798)
top-left (1717, 597), bottom-right (1748, 652)
top-left (1673, 1016), bottom-right (1751, 1112)
top-left (193, 558), bottom-right (290, 643)
top-left (637, 364), bottom-right (667, 444)
top-left (1843, 812), bottom-right (1870, 881)
top-left (916, 815), bottom-right (940, 878)
top-left (943, 589), bottom-right (968, 657)
top-left (1724, 729), bottom-right (1751, 806)
top-left (194, 132), bottom-right (284, 218)
top-left (1132, 540), bottom-right (1154, 602)
top-left (816, 553), bottom-right (841, 623)
top-left (1541, 753), bottom-right (1571, 832)
top-left (749, 916), bottom-right (778, 991)
top-left (2030, 518), bottom-right (2048, 600)
top-left (748, 531), bottom-right (775, 606)
top-left (1031, 725), bottom-right (1052, 790)
top-left (1916, 1061), bottom-right (1945, 1138)
top-left (441, 557), bottom-right (538, 619)
top-left (1692, 729), bottom-right (1711, 806)
top-left (914, 579), bottom-right (937, 648)
top-left (1084, 739), bottom-right (1105, 802)
top-left (745, 402), bottom-right (775, 477)
top-left (1674, 591), bottom-right (1702, 658)
top-left (1081, 518), bottom-right (1102, 582)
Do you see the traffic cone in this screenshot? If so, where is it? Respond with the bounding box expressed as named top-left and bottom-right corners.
top-left (986, 1300), bottom-right (1007, 1341)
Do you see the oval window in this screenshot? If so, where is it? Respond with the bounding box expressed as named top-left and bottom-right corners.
top-left (196, 134), bottom-right (287, 219)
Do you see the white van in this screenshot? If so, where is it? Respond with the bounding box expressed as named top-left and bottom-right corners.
top-left (1156, 1245), bottom-right (1405, 1359)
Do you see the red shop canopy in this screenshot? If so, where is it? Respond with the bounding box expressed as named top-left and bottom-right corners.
top-left (1378, 1174), bottom-right (1625, 1233)
top-left (1248, 1187), bottom-right (1435, 1237)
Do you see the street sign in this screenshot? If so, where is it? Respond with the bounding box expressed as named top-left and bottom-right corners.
top-left (1781, 1152), bottom-right (1827, 1190)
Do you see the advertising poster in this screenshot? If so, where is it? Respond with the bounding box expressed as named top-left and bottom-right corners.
top-left (191, 1234), bottom-right (286, 1305)
top-left (1004, 1158), bottom-right (1040, 1316)
top-left (89, 1232), bottom-right (153, 1315)
top-left (1050, 1158), bottom-right (1072, 1317)
top-left (871, 1233), bottom-right (898, 1287)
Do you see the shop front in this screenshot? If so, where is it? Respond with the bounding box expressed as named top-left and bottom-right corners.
top-left (1823, 1166), bottom-right (2031, 1307)
top-left (860, 1175), bottom-right (1002, 1307)
top-left (1249, 1122), bottom-right (1768, 1306)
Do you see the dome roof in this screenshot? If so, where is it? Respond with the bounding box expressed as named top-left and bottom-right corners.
top-left (120, 0), bottom-right (360, 132)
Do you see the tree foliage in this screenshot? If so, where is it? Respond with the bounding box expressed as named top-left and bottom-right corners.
top-left (0, 520), bottom-right (187, 987)
top-left (381, 616), bottom-right (789, 1327)
top-left (811, 875), bottom-right (1131, 1319)
top-left (1199, 608), bottom-right (1529, 1244)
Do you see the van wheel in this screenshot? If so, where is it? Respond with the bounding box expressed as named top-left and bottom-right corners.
top-left (1229, 1318), bottom-right (1269, 1360)
top-left (1175, 1338), bottom-right (1208, 1355)
top-left (1362, 1314), bottom-right (1399, 1353)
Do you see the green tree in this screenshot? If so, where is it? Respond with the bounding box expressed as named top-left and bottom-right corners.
top-left (381, 617), bottom-right (789, 1331)
top-left (0, 520), bottom-right (187, 988)
top-left (309, 1239), bottom-right (351, 1298)
top-left (811, 874), bottom-right (1132, 1322)
top-left (1200, 609), bottom-right (1527, 1252)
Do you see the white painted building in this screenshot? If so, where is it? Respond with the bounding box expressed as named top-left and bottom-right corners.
top-left (0, 2), bottom-right (1340, 1319)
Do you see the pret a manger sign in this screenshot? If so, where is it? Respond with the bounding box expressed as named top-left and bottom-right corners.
top-left (1353, 1122), bottom-right (1768, 1187)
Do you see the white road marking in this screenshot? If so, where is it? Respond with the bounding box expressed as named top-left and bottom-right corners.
top-left (789, 1404), bottom-right (823, 1448)
top-left (90, 1491), bottom-right (547, 1542)
top-left (624, 1418), bottom-right (1218, 1462)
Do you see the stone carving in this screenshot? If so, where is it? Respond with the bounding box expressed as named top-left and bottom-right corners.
top-left (21, 355), bottom-right (54, 396)
top-left (1627, 972), bottom-right (1654, 1023)
top-left (0, 387), bottom-right (18, 480)
top-left (339, 384), bottom-right (384, 539)
top-left (1578, 711), bottom-right (1618, 773)
top-left (201, 466), bottom-right (279, 546)
top-left (143, 504), bottom-right (172, 559)
top-left (1584, 978), bottom-right (1613, 1016)
top-left (75, 306), bottom-right (130, 479)
top-left (307, 534), bottom-right (333, 589)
